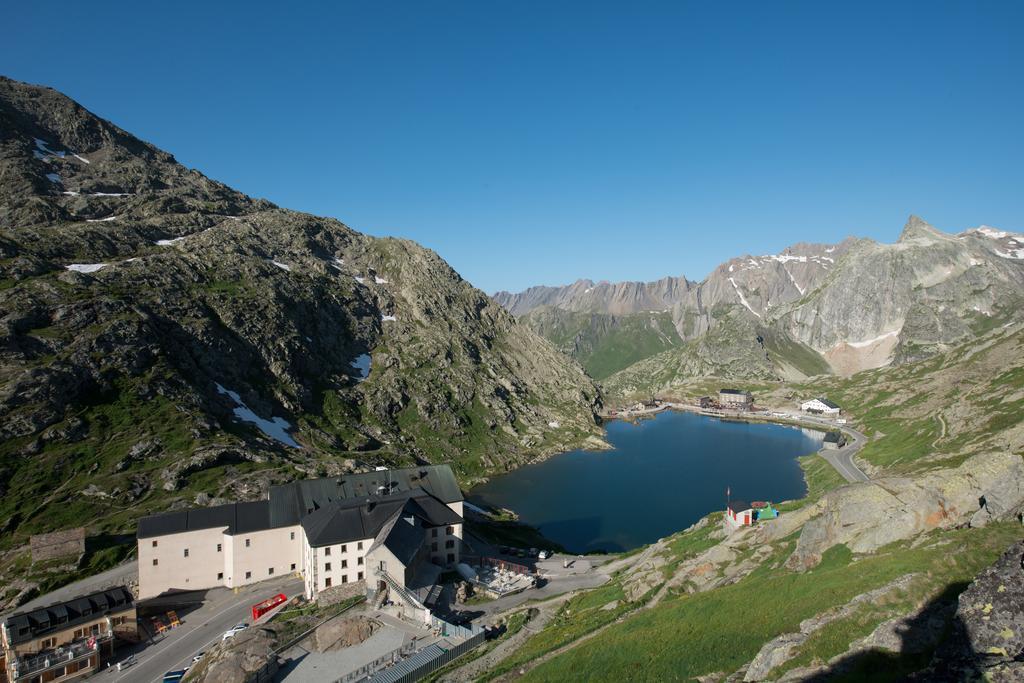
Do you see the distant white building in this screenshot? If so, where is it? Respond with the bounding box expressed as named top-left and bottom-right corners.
top-left (800, 398), bottom-right (841, 415)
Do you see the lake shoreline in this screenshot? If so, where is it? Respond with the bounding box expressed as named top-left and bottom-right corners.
top-left (470, 410), bottom-right (821, 554)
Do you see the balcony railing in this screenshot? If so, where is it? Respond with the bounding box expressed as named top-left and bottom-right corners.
top-left (10, 632), bottom-right (110, 680)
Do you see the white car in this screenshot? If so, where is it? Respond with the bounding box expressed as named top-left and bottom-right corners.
top-left (538, 550), bottom-right (550, 560)
top-left (222, 623), bottom-right (249, 641)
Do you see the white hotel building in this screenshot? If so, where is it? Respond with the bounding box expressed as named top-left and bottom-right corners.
top-left (135, 465), bottom-right (464, 601)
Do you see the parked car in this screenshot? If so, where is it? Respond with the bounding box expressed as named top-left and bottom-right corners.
top-left (116, 654), bottom-right (136, 671)
top-left (163, 669), bottom-right (189, 682)
top-left (528, 547), bottom-right (539, 558)
top-left (222, 623), bottom-right (249, 640)
top-left (538, 550), bottom-right (550, 560)
top-left (515, 548), bottom-right (526, 557)
top-left (499, 545), bottom-right (510, 555)
top-left (192, 651), bottom-right (206, 664)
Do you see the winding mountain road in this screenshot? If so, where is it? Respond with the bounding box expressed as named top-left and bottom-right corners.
top-left (818, 424), bottom-right (870, 483)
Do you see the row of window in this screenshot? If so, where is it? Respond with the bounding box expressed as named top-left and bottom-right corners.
top-left (323, 571), bottom-right (363, 588)
top-left (150, 531), bottom-right (297, 551)
top-left (430, 526), bottom-right (457, 538)
top-left (322, 541), bottom-right (363, 556)
top-left (323, 557), bottom-right (363, 572)
top-left (430, 540), bottom-right (456, 552)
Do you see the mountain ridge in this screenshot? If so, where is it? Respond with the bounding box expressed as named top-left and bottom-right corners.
top-left (497, 218), bottom-right (1024, 394)
top-left (0, 76), bottom-right (604, 567)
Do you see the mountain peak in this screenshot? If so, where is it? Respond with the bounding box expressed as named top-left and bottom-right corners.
top-left (898, 215), bottom-right (945, 243)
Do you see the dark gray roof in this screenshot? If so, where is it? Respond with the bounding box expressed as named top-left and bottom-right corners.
top-left (137, 500), bottom-right (271, 539)
top-left (270, 465), bottom-right (462, 526)
top-left (4, 586), bottom-right (133, 645)
top-left (817, 397), bottom-right (840, 409)
top-left (137, 465), bottom-right (462, 540)
top-left (381, 516), bottom-right (425, 566)
top-left (728, 500), bottom-right (750, 513)
top-left (720, 388), bottom-right (749, 395)
top-left (301, 489), bottom-right (462, 548)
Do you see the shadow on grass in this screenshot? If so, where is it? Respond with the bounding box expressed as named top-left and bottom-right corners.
top-left (800, 581), bottom-right (983, 682)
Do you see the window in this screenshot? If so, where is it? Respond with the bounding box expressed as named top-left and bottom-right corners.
top-left (342, 575), bottom-right (348, 584)
top-left (431, 542), bottom-right (438, 552)
top-left (245, 538), bottom-right (251, 547)
top-left (217, 572), bottom-right (224, 580)
top-left (341, 559), bottom-right (348, 568)
top-left (325, 577), bottom-right (332, 588)
top-left (290, 563), bottom-right (296, 571)
top-left (432, 528), bottom-right (438, 538)
top-left (268, 567), bottom-right (274, 576)
top-left (325, 562), bottom-right (332, 571)
top-left (357, 557), bottom-right (364, 566)
top-left (357, 541), bottom-right (363, 550)
top-left (290, 531), bottom-right (295, 540)
top-left (245, 571), bottom-right (252, 579)
top-left (74, 629), bottom-right (83, 639)
top-left (183, 548), bottom-right (189, 557)
top-left (445, 540), bottom-right (454, 549)
top-left (152, 559), bottom-right (158, 566)
top-left (446, 525), bottom-right (454, 535)
top-left (341, 544), bottom-right (347, 553)
top-left (357, 571), bottom-right (363, 580)
top-left (151, 540), bottom-right (158, 548)
top-left (40, 637), bottom-right (56, 649)
top-left (324, 546), bottom-right (331, 556)
top-left (217, 543), bottom-right (222, 552)
top-left (447, 553), bottom-right (455, 564)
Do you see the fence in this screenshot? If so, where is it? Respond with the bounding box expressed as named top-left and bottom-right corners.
top-left (429, 615), bottom-right (481, 641)
top-left (335, 642), bottom-right (417, 683)
top-left (359, 631), bottom-right (487, 683)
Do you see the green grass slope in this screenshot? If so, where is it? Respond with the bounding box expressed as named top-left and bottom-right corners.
top-left (521, 306), bottom-right (683, 380)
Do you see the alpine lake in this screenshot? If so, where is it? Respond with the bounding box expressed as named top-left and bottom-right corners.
top-left (469, 410), bottom-right (824, 553)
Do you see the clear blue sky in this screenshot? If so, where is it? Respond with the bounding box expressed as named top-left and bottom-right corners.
top-left (3, 2), bottom-right (1022, 293)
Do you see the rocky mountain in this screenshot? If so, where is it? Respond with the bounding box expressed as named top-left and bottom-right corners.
top-left (0, 76), bottom-right (603, 553)
top-left (493, 275), bottom-right (693, 317)
top-left (509, 218), bottom-right (1024, 398)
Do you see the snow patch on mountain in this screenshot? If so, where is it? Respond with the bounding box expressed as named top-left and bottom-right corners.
top-left (215, 383), bottom-right (299, 448)
top-left (729, 277), bottom-right (761, 317)
top-left (66, 263), bottom-right (108, 273)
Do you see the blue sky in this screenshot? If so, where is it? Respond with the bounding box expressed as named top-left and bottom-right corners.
top-left (3, 2), bottom-right (1022, 292)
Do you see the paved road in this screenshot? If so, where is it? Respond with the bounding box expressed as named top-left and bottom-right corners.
top-left (5, 560), bottom-right (139, 616)
top-left (92, 576), bottom-right (303, 683)
top-left (815, 422), bottom-right (869, 482)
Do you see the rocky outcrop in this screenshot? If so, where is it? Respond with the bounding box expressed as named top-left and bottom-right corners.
top-left (782, 451), bottom-right (1024, 570)
top-left (912, 540), bottom-right (1024, 681)
top-left (311, 615), bottom-right (380, 652)
top-left (185, 627), bottom-right (278, 683)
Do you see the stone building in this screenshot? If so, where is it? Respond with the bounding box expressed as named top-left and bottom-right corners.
top-left (135, 465), bottom-right (464, 602)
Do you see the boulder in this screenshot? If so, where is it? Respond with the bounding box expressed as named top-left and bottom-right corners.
top-left (787, 451), bottom-right (1024, 569)
top-left (915, 540), bottom-right (1024, 681)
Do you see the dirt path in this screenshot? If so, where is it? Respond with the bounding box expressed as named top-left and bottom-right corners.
top-left (438, 596), bottom-right (566, 681)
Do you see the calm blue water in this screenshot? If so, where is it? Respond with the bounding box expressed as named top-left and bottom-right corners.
top-left (470, 411), bottom-right (822, 553)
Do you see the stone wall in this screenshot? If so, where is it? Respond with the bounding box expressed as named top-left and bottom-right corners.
top-left (316, 580), bottom-right (366, 606)
top-left (30, 527), bottom-right (85, 562)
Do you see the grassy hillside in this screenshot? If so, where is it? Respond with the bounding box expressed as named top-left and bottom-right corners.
top-left (521, 306), bottom-right (683, 380)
